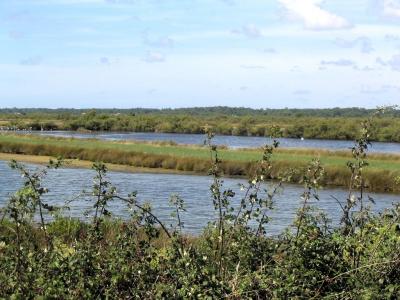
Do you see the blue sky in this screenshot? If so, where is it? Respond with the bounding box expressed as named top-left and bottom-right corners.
top-left (0, 0), bottom-right (400, 108)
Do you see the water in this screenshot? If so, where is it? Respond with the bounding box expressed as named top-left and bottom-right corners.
top-left (1, 160), bottom-right (398, 235)
top-left (14, 130), bottom-right (400, 154)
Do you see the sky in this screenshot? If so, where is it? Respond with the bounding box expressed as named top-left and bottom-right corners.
top-left (0, 0), bottom-right (400, 109)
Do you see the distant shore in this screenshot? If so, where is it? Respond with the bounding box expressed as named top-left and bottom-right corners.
top-left (1, 106), bottom-right (400, 142)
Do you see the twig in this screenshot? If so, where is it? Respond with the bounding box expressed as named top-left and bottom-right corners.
top-left (114, 195), bottom-right (171, 239)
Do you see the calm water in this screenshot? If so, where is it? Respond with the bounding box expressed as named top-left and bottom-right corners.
top-left (0, 161), bottom-right (398, 235)
top-left (15, 130), bottom-right (400, 153)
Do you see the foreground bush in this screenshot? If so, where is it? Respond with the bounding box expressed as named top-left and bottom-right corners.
top-left (0, 208), bottom-right (399, 298)
top-left (0, 112), bottom-right (399, 298)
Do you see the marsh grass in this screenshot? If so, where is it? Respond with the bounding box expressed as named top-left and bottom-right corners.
top-left (1, 133), bottom-right (400, 192)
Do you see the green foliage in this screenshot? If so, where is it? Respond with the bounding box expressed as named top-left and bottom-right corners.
top-left (1, 106), bottom-right (400, 141)
top-left (0, 109), bottom-right (399, 298)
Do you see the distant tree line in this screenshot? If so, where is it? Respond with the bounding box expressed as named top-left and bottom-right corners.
top-left (1, 106), bottom-right (400, 117)
top-left (1, 107), bottom-right (399, 142)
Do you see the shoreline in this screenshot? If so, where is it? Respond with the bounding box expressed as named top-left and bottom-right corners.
top-left (0, 133), bottom-right (399, 193)
top-left (3, 129), bottom-right (400, 147)
top-left (0, 153), bottom-right (201, 176)
top-left (1, 152), bottom-right (400, 195)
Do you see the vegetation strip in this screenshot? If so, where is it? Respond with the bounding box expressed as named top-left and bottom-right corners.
top-left (0, 133), bottom-right (399, 192)
top-left (1, 106), bottom-right (400, 142)
top-left (0, 153), bottom-right (197, 176)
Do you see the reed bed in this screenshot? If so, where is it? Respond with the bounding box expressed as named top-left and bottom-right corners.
top-left (0, 133), bottom-right (399, 192)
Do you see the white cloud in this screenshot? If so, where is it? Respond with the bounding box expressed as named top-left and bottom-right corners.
top-left (143, 33), bottom-right (174, 48)
top-left (335, 37), bottom-right (374, 53)
top-left (383, 0), bottom-right (400, 18)
top-left (99, 57), bottom-right (110, 65)
top-left (293, 89), bottom-right (311, 95)
top-left (320, 59), bottom-right (355, 67)
top-left (232, 24), bottom-right (262, 38)
top-left (1, 52), bottom-right (398, 108)
top-left (278, 0), bottom-right (351, 30)
top-left (20, 56), bottom-right (43, 66)
top-left (385, 34), bottom-right (400, 42)
top-left (240, 65), bottom-right (267, 69)
top-left (144, 51), bottom-right (165, 63)
top-left (263, 48), bottom-right (277, 54)
top-left (8, 30), bottom-right (25, 40)
top-left (360, 84), bottom-right (400, 94)
top-left (376, 54), bottom-right (400, 71)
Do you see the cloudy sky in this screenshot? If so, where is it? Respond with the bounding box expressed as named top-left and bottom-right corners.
top-left (1, 0), bottom-right (400, 108)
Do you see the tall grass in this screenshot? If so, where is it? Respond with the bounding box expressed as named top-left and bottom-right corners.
top-left (1, 133), bottom-right (400, 192)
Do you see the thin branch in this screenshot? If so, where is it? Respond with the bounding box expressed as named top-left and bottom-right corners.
top-left (113, 195), bottom-right (171, 239)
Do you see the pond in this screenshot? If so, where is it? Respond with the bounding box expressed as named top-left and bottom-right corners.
top-left (0, 160), bottom-right (398, 235)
